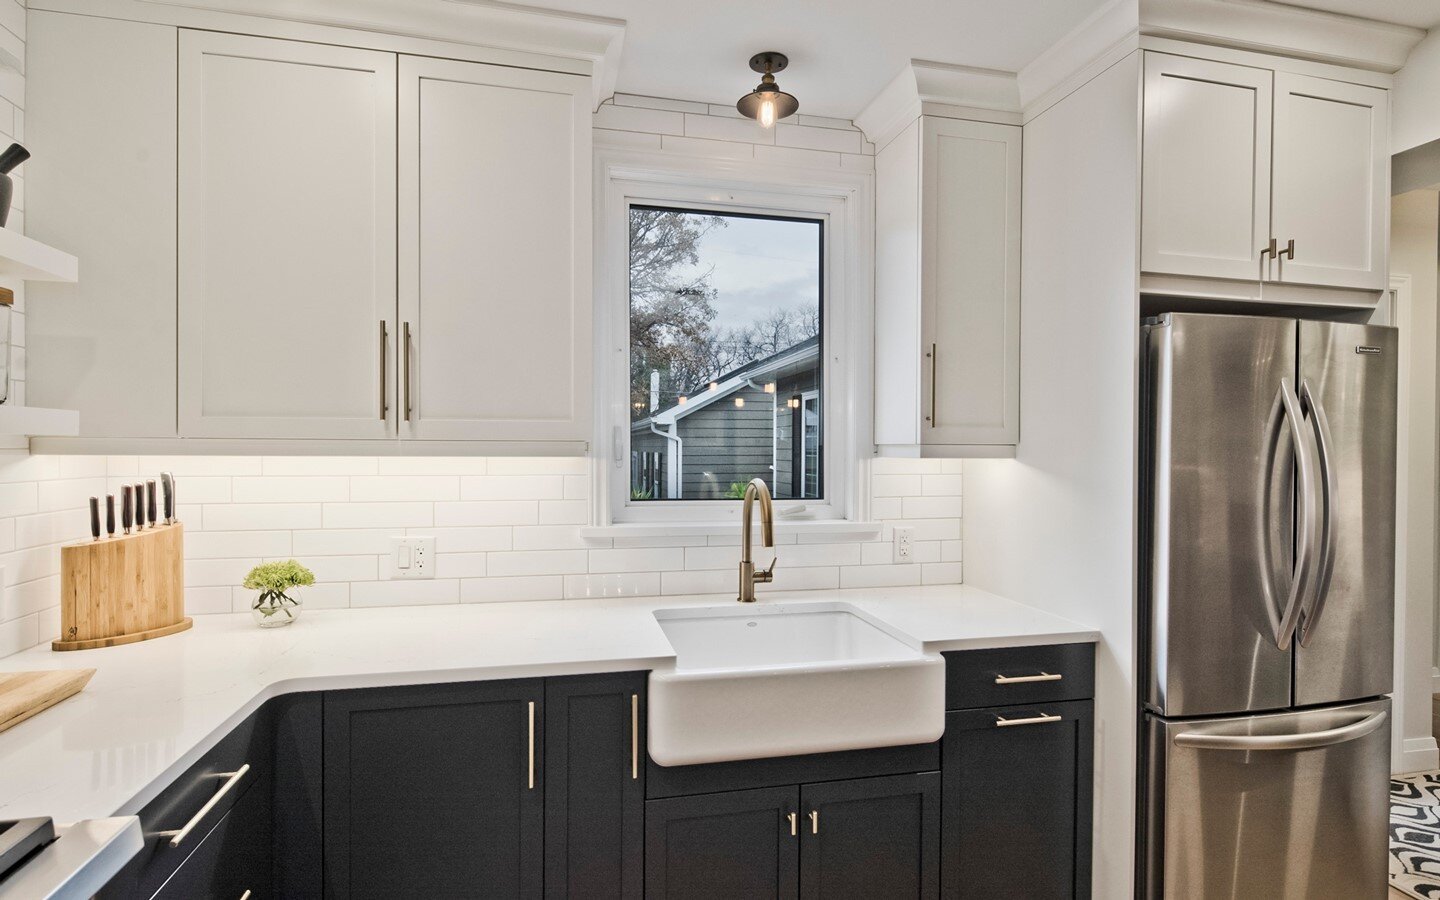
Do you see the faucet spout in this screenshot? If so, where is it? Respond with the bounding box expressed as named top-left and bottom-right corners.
top-left (738, 478), bottom-right (776, 603)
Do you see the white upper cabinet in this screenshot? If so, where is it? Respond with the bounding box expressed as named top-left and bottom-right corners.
top-left (874, 116), bottom-right (1021, 453)
top-left (397, 56), bottom-right (591, 443)
top-left (1141, 51), bottom-right (1389, 294)
top-left (1271, 73), bottom-right (1388, 291)
top-left (177, 31), bottom-right (397, 439)
top-left (1141, 54), bottom-right (1273, 283)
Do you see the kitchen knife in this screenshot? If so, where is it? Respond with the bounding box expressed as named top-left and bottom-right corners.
top-left (146, 481), bottom-right (157, 528)
top-left (121, 485), bottom-right (133, 535)
top-left (162, 472), bottom-right (175, 525)
top-left (133, 483), bottom-right (145, 531)
top-left (105, 494), bottom-right (115, 537)
top-left (89, 497), bottom-right (100, 541)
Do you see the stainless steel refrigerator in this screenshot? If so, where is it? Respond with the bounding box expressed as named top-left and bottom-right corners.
top-left (1140, 313), bottom-right (1397, 899)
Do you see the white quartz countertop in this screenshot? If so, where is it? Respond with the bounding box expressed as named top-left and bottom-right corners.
top-left (0, 584), bottom-right (1095, 824)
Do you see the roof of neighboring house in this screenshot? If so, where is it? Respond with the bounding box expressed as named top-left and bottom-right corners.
top-left (631, 336), bottom-right (819, 431)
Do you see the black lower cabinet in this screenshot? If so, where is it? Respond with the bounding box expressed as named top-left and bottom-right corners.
top-left (800, 773), bottom-right (940, 900)
top-left (543, 672), bottom-right (645, 900)
top-left (941, 699), bottom-right (1094, 899)
top-left (322, 679), bottom-right (545, 899)
top-left (151, 777), bottom-right (270, 899)
top-left (645, 786), bottom-right (800, 899)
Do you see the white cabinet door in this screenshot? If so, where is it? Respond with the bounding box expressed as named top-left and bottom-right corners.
top-left (920, 117), bottom-right (1021, 446)
top-left (27, 12), bottom-right (177, 438)
top-left (1141, 53), bottom-right (1273, 282)
top-left (178, 31), bottom-right (397, 439)
top-left (1272, 73), bottom-right (1388, 290)
top-left (397, 56), bottom-right (591, 443)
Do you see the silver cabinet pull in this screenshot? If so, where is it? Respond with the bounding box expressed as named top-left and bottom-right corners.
top-left (787, 812), bottom-right (798, 837)
top-left (402, 321), bottom-right (413, 423)
top-left (630, 693), bottom-right (639, 780)
top-left (994, 672), bottom-right (1063, 685)
top-left (1260, 237), bottom-right (1278, 261)
top-left (378, 321), bottom-right (388, 421)
top-left (925, 343), bottom-right (937, 426)
top-left (809, 810), bottom-right (819, 835)
top-left (527, 700), bottom-right (536, 790)
top-left (1278, 238), bottom-right (1295, 261)
top-left (157, 763), bottom-right (250, 847)
top-left (995, 713), bottom-right (1062, 728)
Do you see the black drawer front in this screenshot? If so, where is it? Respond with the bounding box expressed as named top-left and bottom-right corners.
top-left (100, 704), bottom-right (273, 900)
top-left (944, 643), bottom-right (1094, 711)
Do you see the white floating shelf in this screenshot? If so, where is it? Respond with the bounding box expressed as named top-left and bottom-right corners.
top-left (0, 228), bottom-right (78, 282)
top-left (0, 405), bottom-right (80, 437)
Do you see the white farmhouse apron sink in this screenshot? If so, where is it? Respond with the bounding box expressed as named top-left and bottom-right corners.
top-left (646, 602), bottom-right (945, 767)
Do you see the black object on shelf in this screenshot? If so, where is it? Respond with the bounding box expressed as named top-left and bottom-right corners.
top-left (0, 143), bottom-right (30, 228)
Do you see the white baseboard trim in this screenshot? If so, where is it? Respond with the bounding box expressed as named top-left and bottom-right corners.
top-left (1399, 736), bottom-right (1440, 776)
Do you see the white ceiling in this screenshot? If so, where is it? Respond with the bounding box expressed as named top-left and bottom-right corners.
top-left (1265, 0), bottom-right (1440, 29)
top-left (553, 0), bottom-right (1111, 119)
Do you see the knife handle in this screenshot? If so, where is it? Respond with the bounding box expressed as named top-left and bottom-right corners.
top-left (121, 485), bottom-right (133, 534)
top-left (163, 472), bottom-right (175, 524)
top-left (106, 495), bottom-right (115, 537)
top-left (147, 481), bottom-right (158, 527)
top-left (133, 483), bottom-right (145, 530)
top-left (89, 497), bottom-right (101, 541)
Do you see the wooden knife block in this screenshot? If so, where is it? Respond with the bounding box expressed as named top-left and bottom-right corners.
top-left (54, 523), bottom-right (191, 651)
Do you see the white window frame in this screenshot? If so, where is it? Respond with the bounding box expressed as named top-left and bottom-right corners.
top-left (590, 148), bottom-right (874, 530)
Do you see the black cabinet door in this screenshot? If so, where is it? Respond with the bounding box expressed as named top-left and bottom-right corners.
top-left (941, 699), bottom-right (1093, 899)
top-left (799, 772), bottom-right (940, 900)
top-left (543, 672), bottom-right (645, 900)
top-left (323, 679), bottom-right (545, 899)
top-left (645, 786), bottom-right (800, 899)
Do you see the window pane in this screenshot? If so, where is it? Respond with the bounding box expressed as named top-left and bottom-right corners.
top-left (629, 206), bottom-right (823, 501)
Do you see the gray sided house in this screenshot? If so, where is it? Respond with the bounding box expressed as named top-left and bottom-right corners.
top-left (632, 337), bottom-right (821, 501)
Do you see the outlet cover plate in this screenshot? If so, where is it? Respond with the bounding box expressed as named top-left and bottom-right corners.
top-left (389, 536), bottom-right (436, 580)
top-left (892, 526), bottom-right (915, 564)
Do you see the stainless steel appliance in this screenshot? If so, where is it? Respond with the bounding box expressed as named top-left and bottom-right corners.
top-left (1140, 313), bottom-right (1397, 899)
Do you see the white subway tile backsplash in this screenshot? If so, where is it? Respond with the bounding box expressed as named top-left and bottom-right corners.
top-left (612, 93), bottom-right (709, 114)
top-left (683, 113), bottom-right (775, 145)
top-left (233, 476), bottom-right (349, 503)
top-left (775, 123), bottom-right (865, 154)
top-left (595, 128), bottom-right (662, 150)
top-left (752, 145), bottom-right (843, 168)
top-left (0, 451), bottom-right (964, 657)
top-left (659, 135), bottom-right (755, 161)
top-left (462, 575), bottom-right (565, 603)
top-left (594, 103), bottom-right (684, 135)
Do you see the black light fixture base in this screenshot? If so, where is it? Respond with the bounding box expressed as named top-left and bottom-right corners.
top-left (749, 52), bottom-right (789, 74)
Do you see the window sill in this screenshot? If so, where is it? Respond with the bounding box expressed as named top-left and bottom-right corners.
top-left (579, 520), bottom-right (883, 540)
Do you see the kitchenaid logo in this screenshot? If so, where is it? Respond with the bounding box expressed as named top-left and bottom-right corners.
top-left (1355, 346), bottom-right (1382, 356)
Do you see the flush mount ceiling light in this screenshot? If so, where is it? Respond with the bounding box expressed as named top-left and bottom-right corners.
top-left (737, 52), bottom-right (799, 128)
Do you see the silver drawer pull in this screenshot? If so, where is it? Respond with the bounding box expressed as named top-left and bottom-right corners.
top-left (994, 672), bottom-right (1063, 684)
top-left (156, 763), bottom-right (250, 847)
top-left (995, 713), bottom-right (1062, 728)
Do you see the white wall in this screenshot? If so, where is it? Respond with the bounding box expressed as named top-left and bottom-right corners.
top-left (1390, 188), bottom-right (1440, 773)
top-left (1395, 29), bottom-right (1440, 155)
top-left (962, 52), bottom-right (1141, 899)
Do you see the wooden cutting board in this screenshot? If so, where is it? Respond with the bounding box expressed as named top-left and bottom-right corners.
top-left (0, 669), bottom-right (95, 734)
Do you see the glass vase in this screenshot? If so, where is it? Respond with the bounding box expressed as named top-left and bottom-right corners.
top-left (251, 588), bottom-right (302, 628)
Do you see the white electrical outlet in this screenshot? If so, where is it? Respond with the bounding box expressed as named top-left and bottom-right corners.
top-left (389, 536), bottom-right (436, 579)
top-left (892, 527), bottom-right (916, 564)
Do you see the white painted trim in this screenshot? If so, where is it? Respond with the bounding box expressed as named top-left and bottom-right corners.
top-left (592, 148), bottom-right (874, 528)
top-left (1018, 0), bottom-right (1140, 120)
top-left (1137, 35), bottom-right (1394, 87)
top-left (1392, 272), bottom-right (1414, 775)
top-left (1432, 665), bottom-right (1440, 695)
top-left (33, 0), bottom-right (623, 103)
top-left (1139, 0), bottom-right (1423, 74)
top-left (27, 437), bottom-right (589, 455)
top-left (854, 60), bottom-right (1022, 151)
top-left (1400, 737), bottom-right (1440, 776)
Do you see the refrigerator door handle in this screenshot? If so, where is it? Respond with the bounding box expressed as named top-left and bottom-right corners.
top-left (1172, 709), bottom-right (1387, 752)
top-left (1261, 378), bottom-right (1317, 650)
top-left (1297, 378), bottom-right (1338, 648)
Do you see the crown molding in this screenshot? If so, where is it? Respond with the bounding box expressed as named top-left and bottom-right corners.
top-left (854, 60), bottom-right (1021, 150)
top-left (1139, 0), bottom-right (1424, 72)
top-left (1019, 0), bottom-right (1140, 120)
top-left (128, 0), bottom-right (626, 106)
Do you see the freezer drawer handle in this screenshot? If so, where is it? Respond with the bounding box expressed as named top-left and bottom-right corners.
top-left (1173, 710), bottom-right (1387, 752)
top-left (994, 672), bottom-right (1063, 685)
top-left (995, 712), bottom-right (1062, 727)
top-left (156, 763), bottom-right (250, 847)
